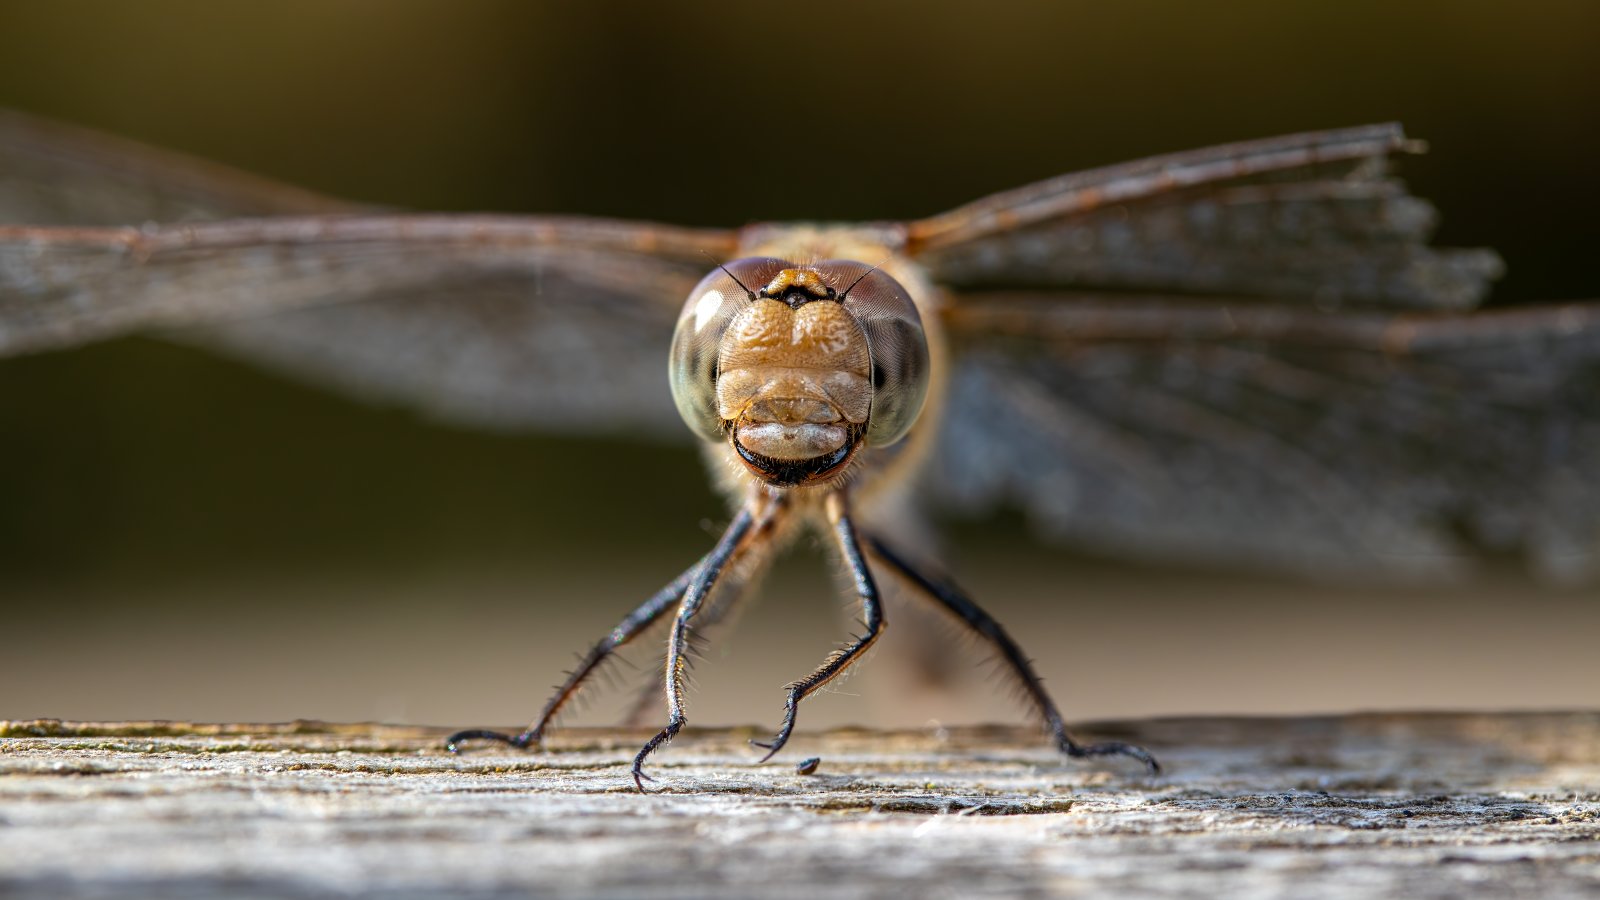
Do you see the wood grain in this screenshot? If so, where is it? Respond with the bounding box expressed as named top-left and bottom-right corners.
top-left (2, 714), bottom-right (1597, 898)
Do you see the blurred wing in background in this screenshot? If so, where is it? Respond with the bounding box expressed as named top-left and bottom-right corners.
top-left (932, 297), bottom-right (1600, 582)
top-left (0, 110), bottom-right (736, 437)
top-left (915, 124), bottom-right (1600, 581)
top-left (0, 107), bottom-right (360, 224)
top-left (911, 124), bottom-right (1503, 310)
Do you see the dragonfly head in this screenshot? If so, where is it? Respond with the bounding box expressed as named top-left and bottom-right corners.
top-left (670, 257), bottom-right (930, 488)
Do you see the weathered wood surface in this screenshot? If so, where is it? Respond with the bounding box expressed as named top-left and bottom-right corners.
top-left (1, 714), bottom-right (1597, 898)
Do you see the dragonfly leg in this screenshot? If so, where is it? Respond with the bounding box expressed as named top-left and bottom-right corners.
top-left (444, 558), bottom-right (704, 754)
top-left (752, 492), bottom-right (885, 763)
top-left (616, 559), bottom-right (758, 729)
top-left (633, 504), bottom-right (766, 792)
top-left (865, 536), bottom-right (1161, 775)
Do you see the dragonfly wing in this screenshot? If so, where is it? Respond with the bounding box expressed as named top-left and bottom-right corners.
top-left (932, 293), bottom-right (1600, 582)
top-left (0, 108), bottom-right (359, 224)
top-left (195, 243), bottom-right (708, 437)
top-left (910, 124), bottom-right (1502, 310)
top-left (0, 215), bottom-right (735, 436)
top-left (0, 111), bottom-right (737, 437)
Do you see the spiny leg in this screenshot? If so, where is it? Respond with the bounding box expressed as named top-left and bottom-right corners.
top-left (616, 559), bottom-right (758, 729)
top-left (865, 536), bottom-right (1160, 775)
top-left (633, 504), bottom-right (765, 791)
top-left (444, 558), bottom-right (704, 754)
top-left (752, 492), bottom-right (884, 763)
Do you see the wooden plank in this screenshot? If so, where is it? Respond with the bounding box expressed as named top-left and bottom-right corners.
top-left (2, 714), bottom-right (1597, 898)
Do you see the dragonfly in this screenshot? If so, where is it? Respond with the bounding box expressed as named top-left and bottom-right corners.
top-left (2, 113), bottom-right (1597, 789)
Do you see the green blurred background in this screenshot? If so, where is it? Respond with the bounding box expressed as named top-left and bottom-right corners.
top-left (1, 1), bottom-right (1596, 732)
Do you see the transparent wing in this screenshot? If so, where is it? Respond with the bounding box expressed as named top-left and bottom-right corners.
top-left (933, 294), bottom-right (1600, 582)
top-left (0, 110), bottom-right (738, 437)
top-left (0, 108), bottom-right (359, 224)
top-left (0, 215), bottom-right (736, 435)
top-left (909, 124), bottom-right (1503, 310)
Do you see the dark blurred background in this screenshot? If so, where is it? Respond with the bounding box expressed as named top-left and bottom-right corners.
top-left (1, 1), bottom-right (1596, 730)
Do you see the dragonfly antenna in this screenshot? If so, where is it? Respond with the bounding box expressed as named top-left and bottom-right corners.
top-left (840, 256), bottom-right (892, 300)
top-left (700, 250), bottom-right (756, 300)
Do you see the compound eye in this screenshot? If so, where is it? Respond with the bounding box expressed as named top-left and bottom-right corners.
top-left (821, 261), bottom-right (931, 448)
top-left (668, 257), bottom-right (791, 442)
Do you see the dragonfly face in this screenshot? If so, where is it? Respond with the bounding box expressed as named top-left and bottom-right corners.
top-left (669, 257), bottom-right (930, 488)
